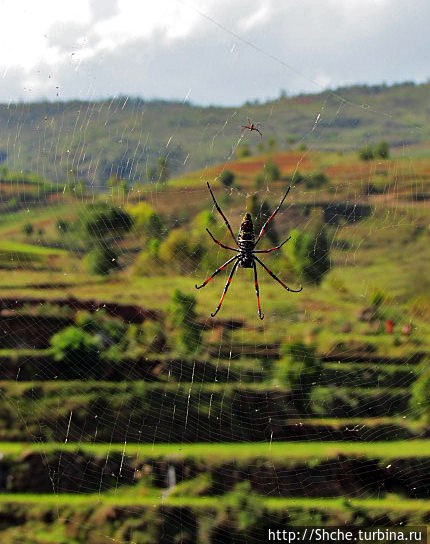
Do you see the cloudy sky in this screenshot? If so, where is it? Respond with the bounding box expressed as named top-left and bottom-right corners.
top-left (0, 0), bottom-right (429, 105)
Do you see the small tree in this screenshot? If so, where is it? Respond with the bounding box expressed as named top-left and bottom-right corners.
top-left (22, 222), bottom-right (34, 236)
top-left (358, 145), bottom-right (374, 161)
top-left (128, 201), bottom-right (165, 240)
top-left (305, 173), bottom-right (328, 189)
top-left (219, 170), bottom-right (235, 188)
top-left (168, 289), bottom-right (202, 355)
top-left (50, 326), bottom-right (101, 379)
top-left (375, 141), bottom-right (389, 159)
top-left (410, 363), bottom-right (430, 423)
top-left (159, 228), bottom-right (205, 274)
top-left (275, 341), bottom-right (322, 412)
top-left (262, 160), bottom-right (280, 182)
top-left (85, 245), bottom-right (119, 275)
top-left (285, 227), bottom-right (330, 285)
top-left (158, 157), bottom-right (170, 183)
top-left (236, 144), bottom-right (251, 159)
top-left (267, 137), bottom-right (277, 152)
top-left (56, 219), bottom-right (70, 234)
top-left (81, 203), bottom-right (134, 243)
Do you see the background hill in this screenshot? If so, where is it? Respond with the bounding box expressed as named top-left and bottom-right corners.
top-left (0, 81), bottom-right (429, 187)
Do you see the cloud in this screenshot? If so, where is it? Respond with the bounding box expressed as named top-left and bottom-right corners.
top-left (0, 0), bottom-right (429, 105)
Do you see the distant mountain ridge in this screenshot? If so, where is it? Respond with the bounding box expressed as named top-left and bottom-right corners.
top-left (0, 81), bottom-right (427, 187)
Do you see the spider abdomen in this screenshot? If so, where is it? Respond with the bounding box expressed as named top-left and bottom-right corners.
top-left (239, 255), bottom-right (254, 268)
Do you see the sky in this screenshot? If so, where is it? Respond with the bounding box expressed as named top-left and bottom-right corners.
top-left (0, 0), bottom-right (429, 106)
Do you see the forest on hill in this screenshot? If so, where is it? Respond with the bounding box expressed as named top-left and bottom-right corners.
top-left (0, 81), bottom-right (427, 187)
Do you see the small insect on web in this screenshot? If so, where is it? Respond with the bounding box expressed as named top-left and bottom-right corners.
top-left (196, 182), bottom-right (302, 319)
top-left (241, 117), bottom-right (263, 139)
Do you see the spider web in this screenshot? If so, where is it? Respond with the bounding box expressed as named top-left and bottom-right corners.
top-left (0, 4), bottom-right (429, 544)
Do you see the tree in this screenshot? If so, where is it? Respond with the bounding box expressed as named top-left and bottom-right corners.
top-left (236, 144), bottom-right (251, 159)
top-left (22, 222), bottom-right (34, 236)
top-left (168, 289), bottom-right (202, 354)
top-left (285, 227), bottom-right (330, 284)
top-left (410, 362), bottom-right (430, 423)
top-left (256, 159), bottom-right (281, 185)
top-left (85, 245), bottom-right (119, 275)
top-left (358, 145), bottom-right (374, 161)
top-left (267, 137), bottom-right (277, 152)
top-left (80, 203), bottom-right (134, 243)
top-left (159, 228), bottom-right (205, 274)
top-left (56, 219), bottom-right (70, 234)
top-left (50, 326), bottom-right (102, 379)
top-left (275, 341), bottom-right (322, 412)
top-left (219, 170), bottom-right (235, 188)
top-left (375, 141), bottom-right (389, 159)
top-left (128, 201), bottom-right (165, 240)
top-left (261, 160), bottom-right (280, 182)
top-left (158, 157), bottom-right (169, 183)
top-left (305, 172), bottom-right (329, 189)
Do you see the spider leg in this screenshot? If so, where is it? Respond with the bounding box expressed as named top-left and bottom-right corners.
top-left (254, 256), bottom-right (302, 293)
top-left (252, 261), bottom-right (264, 320)
top-left (253, 236), bottom-right (291, 254)
top-left (255, 127), bottom-right (263, 139)
top-left (210, 259), bottom-right (239, 317)
top-left (206, 229), bottom-right (239, 251)
top-left (195, 255), bottom-right (238, 289)
top-left (254, 186), bottom-right (291, 248)
top-left (206, 182), bottom-right (238, 245)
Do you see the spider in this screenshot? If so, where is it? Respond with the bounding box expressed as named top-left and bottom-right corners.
top-left (241, 117), bottom-right (263, 139)
top-left (196, 182), bottom-right (303, 319)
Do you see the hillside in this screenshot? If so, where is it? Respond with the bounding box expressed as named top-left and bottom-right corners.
top-left (0, 146), bottom-right (430, 540)
top-left (0, 81), bottom-right (429, 188)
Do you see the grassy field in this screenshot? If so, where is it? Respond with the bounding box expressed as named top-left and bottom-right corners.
top-left (0, 139), bottom-right (429, 540)
top-left (0, 440), bottom-right (429, 460)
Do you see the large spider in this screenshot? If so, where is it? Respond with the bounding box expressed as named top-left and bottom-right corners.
top-left (196, 182), bottom-right (303, 319)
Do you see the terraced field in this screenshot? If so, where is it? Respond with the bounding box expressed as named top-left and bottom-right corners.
top-left (0, 146), bottom-right (429, 542)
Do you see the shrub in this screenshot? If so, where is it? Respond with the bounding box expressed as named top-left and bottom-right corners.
top-left (50, 326), bottom-right (101, 378)
top-left (80, 203), bottom-right (134, 242)
top-left (56, 219), bottom-right (70, 234)
top-left (158, 157), bottom-right (170, 182)
top-left (168, 289), bottom-right (202, 355)
top-left (22, 222), bottom-right (34, 236)
top-left (128, 201), bottom-right (165, 240)
top-left (305, 172), bottom-right (328, 189)
top-left (375, 141), bottom-right (389, 159)
top-left (275, 341), bottom-right (322, 412)
top-left (285, 227), bottom-right (330, 284)
top-left (85, 245), bottom-right (119, 275)
top-left (159, 229), bottom-right (205, 273)
top-left (141, 320), bottom-right (167, 353)
top-left (358, 145), bottom-right (374, 161)
top-left (219, 170), bottom-right (235, 188)
top-left (236, 144), bottom-right (251, 159)
top-left (262, 159), bottom-right (280, 182)
top-left (410, 363), bottom-right (430, 423)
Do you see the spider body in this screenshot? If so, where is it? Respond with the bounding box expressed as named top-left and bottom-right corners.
top-left (241, 117), bottom-right (263, 138)
top-left (196, 182), bottom-right (302, 319)
top-left (237, 213), bottom-right (255, 268)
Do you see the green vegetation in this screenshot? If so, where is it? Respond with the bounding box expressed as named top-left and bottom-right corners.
top-left (359, 141), bottom-right (390, 161)
top-left (168, 289), bottom-right (202, 354)
top-left (218, 170), bottom-right (235, 187)
top-left (276, 341), bottom-right (322, 411)
top-left (285, 227), bottom-right (330, 284)
top-left (0, 109), bottom-right (430, 539)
